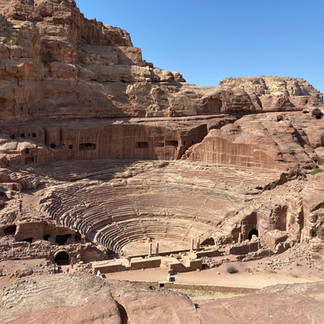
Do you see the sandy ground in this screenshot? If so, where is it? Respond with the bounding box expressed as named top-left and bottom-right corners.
top-left (103, 254), bottom-right (324, 290)
top-left (103, 267), bottom-right (321, 289)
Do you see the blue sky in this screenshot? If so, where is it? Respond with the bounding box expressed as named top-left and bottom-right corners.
top-left (77, 0), bottom-right (324, 96)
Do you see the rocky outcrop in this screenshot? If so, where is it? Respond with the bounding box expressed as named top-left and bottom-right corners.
top-left (187, 111), bottom-right (324, 170)
top-left (0, 0), bottom-right (322, 123)
top-left (302, 173), bottom-right (324, 242)
top-left (220, 76), bottom-right (323, 109)
top-left (197, 282), bottom-right (324, 324)
top-left (1, 274), bottom-right (323, 324)
top-left (0, 3), bottom-right (323, 322)
top-left (0, 274), bottom-right (202, 323)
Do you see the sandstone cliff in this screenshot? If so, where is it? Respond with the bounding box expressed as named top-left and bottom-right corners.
top-left (0, 0), bottom-right (323, 173)
top-left (187, 111), bottom-right (324, 170)
top-left (220, 76), bottom-right (323, 108)
top-left (0, 0), bottom-right (322, 122)
top-left (0, 1), bottom-right (323, 322)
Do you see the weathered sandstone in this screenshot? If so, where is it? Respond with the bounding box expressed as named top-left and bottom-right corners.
top-left (1, 274), bottom-right (323, 324)
top-left (0, 0), bottom-right (322, 122)
top-left (0, 0), bottom-right (323, 322)
top-left (187, 110), bottom-right (324, 170)
top-left (220, 76), bottom-right (323, 108)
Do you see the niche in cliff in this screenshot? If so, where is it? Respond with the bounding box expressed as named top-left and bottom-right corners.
top-left (198, 97), bottom-right (223, 115)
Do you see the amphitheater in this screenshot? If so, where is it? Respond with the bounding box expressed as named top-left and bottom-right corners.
top-left (38, 158), bottom-right (282, 255)
top-left (0, 0), bottom-right (324, 322)
top-left (1, 112), bottom-right (322, 268)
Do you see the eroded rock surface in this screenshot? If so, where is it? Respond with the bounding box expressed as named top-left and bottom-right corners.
top-left (220, 76), bottom-right (323, 109)
top-left (0, 0), bottom-right (323, 122)
top-left (0, 0), bottom-right (324, 322)
top-left (0, 274), bottom-right (323, 324)
top-left (187, 111), bottom-right (324, 170)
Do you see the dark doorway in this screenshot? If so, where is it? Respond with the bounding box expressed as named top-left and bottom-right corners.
top-left (55, 234), bottom-right (71, 245)
top-left (4, 225), bottom-right (16, 235)
top-left (165, 140), bottom-right (178, 147)
top-left (75, 232), bottom-right (81, 242)
top-left (201, 237), bottom-right (215, 246)
top-left (248, 229), bottom-right (259, 240)
top-left (22, 237), bottom-right (33, 243)
top-left (54, 251), bottom-right (70, 265)
top-left (79, 143), bottom-right (96, 150)
top-left (135, 142), bottom-right (149, 149)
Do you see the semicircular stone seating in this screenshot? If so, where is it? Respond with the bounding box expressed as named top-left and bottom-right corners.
top-left (42, 182), bottom-right (221, 254)
top-left (40, 160), bottom-right (282, 255)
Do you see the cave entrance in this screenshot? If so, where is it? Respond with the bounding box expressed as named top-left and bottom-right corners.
top-left (4, 225), bottom-right (16, 235)
top-left (201, 237), bottom-right (215, 246)
top-left (248, 229), bottom-right (259, 240)
top-left (55, 234), bottom-right (71, 245)
top-left (22, 237), bottom-right (33, 243)
top-left (54, 251), bottom-right (70, 265)
top-left (75, 232), bottom-right (82, 242)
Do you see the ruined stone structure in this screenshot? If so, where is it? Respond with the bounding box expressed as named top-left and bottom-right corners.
top-left (0, 0), bottom-right (323, 309)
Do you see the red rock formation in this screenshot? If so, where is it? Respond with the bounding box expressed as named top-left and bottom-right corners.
top-left (187, 111), bottom-right (324, 171)
top-left (220, 76), bottom-right (323, 109)
top-left (0, 0), bottom-right (322, 122)
top-left (0, 1), bottom-right (323, 321)
top-left (302, 173), bottom-right (324, 242)
top-left (1, 274), bottom-right (323, 324)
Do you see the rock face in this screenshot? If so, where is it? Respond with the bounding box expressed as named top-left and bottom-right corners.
top-left (0, 274), bottom-right (202, 324)
top-left (0, 1), bottom-right (324, 322)
top-left (187, 111), bottom-right (324, 171)
top-left (0, 274), bottom-right (323, 324)
top-left (0, 0), bottom-right (322, 122)
top-left (0, 0), bottom-right (323, 261)
top-left (220, 76), bottom-right (323, 108)
top-left (197, 282), bottom-right (324, 324)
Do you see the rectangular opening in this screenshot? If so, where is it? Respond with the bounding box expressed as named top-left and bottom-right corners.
top-left (165, 140), bottom-right (178, 147)
top-left (79, 143), bottom-right (96, 150)
top-left (136, 142), bottom-right (149, 149)
top-left (155, 142), bottom-right (164, 147)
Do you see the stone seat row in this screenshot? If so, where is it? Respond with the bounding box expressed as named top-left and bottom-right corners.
top-left (44, 194), bottom-right (217, 242)
top-left (94, 218), bottom-right (202, 251)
